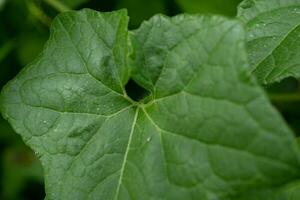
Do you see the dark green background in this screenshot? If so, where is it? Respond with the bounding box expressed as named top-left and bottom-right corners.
top-left (0, 0), bottom-right (299, 199)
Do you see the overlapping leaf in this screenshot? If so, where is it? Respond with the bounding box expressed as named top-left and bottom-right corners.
top-left (1, 9), bottom-right (300, 200)
top-left (238, 0), bottom-right (300, 84)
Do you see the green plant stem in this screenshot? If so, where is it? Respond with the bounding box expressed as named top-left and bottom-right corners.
top-left (44, 0), bottom-right (70, 12)
top-left (269, 93), bottom-right (300, 102)
top-left (27, 1), bottom-right (51, 26)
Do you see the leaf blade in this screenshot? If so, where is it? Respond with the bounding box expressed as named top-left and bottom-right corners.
top-left (238, 0), bottom-right (300, 84)
top-left (127, 14), bottom-right (300, 199)
top-left (1, 9), bottom-right (300, 200)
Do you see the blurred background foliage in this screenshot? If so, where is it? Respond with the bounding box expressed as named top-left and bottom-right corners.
top-left (0, 0), bottom-right (299, 199)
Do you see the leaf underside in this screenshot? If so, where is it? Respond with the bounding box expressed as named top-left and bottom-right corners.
top-left (238, 0), bottom-right (300, 85)
top-left (1, 9), bottom-right (300, 200)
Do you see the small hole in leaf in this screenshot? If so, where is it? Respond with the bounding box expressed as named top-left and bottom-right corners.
top-left (125, 79), bottom-right (149, 102)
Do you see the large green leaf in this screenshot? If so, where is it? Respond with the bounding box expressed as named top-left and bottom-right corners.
top-left (1, 9), bottom-right (300, 199)
top-left (237, 0), bottom-right (300, 84)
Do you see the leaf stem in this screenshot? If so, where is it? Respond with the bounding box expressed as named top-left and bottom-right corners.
top-left (44, 0), bottom-right (71, 12)
top-left (27, 1), bottom-right (52, 26)
top-left (114, 108), bottom-right (139, 200)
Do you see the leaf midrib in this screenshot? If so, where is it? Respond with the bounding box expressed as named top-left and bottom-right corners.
top-left (113, 107), bottom-right (139, 200)
top-left (109, 99), bottom-right (300, 199)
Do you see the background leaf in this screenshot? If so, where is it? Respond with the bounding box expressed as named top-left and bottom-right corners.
top-left (238, 0), bottom-right (300, 84)
top-left (176, 0), bottom-right (242, 16)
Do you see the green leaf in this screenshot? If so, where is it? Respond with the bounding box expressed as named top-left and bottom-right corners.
top-left (176, 0), bottom-right (242, 16)
top-left (237, 0), bottom-right (300, 84)
top-left (1, 9), bottom-right (300, 199)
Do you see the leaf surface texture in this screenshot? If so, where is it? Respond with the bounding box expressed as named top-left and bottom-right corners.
top-left (1, 9), bottom-right (300, 200)
top-left (238, 0), bottom-right (300, 84)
